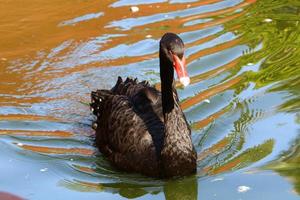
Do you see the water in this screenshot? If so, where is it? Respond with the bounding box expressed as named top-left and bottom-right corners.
top-left (0, 0), bottom-right (299, 199)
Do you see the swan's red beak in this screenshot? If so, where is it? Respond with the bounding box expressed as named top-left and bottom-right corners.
top-left (172, 54), bottom-right (190, 87)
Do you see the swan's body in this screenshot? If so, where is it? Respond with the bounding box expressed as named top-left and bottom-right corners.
top-left (90, 33), bottom-right (197, 178)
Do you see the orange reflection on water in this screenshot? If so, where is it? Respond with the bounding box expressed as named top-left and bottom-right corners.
top-left (198, 137), bottom-right (230, 161)
top-left (16, 144), bottom-right (94, 156)
top-left (204, 157), bottom-right (241, 175)
top-left (0, 114), bottom-right (60, 122)
top-left (193, 105), bottom-right (230, 130)
top-left (0, 130), bottom-right (73, 137)
top-left (72, 164), bottom-right (96, 174)
top-left (0, 96), bottom-right (49, 107)
top-left (181, 76), bottom-right (242, 110)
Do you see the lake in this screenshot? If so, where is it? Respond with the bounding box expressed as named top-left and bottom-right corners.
top-left (0, 0), bottom-right (299, 199)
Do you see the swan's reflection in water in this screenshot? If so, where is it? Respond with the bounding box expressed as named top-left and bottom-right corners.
top-left (164, 176), bottom-right (198, 200)
top-left (60, 175), bottom-right (198, 200)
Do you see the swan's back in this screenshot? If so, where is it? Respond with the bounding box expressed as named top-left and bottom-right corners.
top-left (90, 77), bottom-right (165, 177)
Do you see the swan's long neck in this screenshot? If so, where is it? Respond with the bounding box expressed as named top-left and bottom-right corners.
top-left (159, 50), bottom-right (174, 115)
top-left (159, 50), bottom-right (196, 177)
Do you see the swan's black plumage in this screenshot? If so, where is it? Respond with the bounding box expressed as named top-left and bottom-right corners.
top-left (90, 33), bottom-right (197, 178)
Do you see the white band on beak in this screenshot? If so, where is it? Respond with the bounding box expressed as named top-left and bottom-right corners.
top-left (179, 77), bottom-right (190, 87)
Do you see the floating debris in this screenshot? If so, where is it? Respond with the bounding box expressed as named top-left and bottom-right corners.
top-left (145, 35), bottom-right (152, 38)
top-left (130, 6), bottom-right (139, 13)
top-left (40, 168), bottom-right (48, 172)
top-left (1, 57), bottom-right (7, 61)
top-left (237, 185), bottom-right (251, 193)
top-left (247, 63), bottom-right (254, 66)
top-left (16, 142), bottom-right (23, 147)
top-left (204, 99), bottom-right (210, 103)
top-left (263, 18), bottom-right (273, 23)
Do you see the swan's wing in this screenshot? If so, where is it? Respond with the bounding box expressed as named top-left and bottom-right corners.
top-left (90, 90), bottom-right (163, 176)
top-left (91, 91), bottom-right (140, 152)
top-left (110, 76), bottom-right (163, 120)
top-left (91, 84), bottom-right (164, 150)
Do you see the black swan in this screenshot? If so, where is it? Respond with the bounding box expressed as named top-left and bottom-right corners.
top-left (90, 33), bottom-right (197, 178)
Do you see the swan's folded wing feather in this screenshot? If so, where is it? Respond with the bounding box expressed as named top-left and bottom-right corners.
top-left (111, 76), bottom-right (151, 98)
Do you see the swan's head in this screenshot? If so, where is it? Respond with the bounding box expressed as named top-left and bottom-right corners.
top-left (160, 33), bottom-right (190, 87)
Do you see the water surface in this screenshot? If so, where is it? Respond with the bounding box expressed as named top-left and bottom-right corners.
top-left (0, 0), bottom-right (300, 199)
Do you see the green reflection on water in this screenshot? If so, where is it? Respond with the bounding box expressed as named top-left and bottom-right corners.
top-left (266, 136), bottom-right (300, 195)
top-left (215, 0), bottom-right (300, 194)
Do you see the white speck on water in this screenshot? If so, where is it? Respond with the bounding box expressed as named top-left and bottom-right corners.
top-left (1, 57), bottom-right (7, 61)
top-left (204, 99), bottom-right (210, 103)
top-left (40, 168), bottom-right (48, 172)
top-left (211, 177), bottom-right (224, 182)
top-left (264, 18), bottom-right (272, 23)
top-left (130, 6), bottom-right (139, 13)
top-left (247, 63), bottom-right (254, 66)
top-left (237, 185), bottom-right (251, 193)
top-left (16, 142), bottom-right (23, 147)
top-left (146, 35), bottom-right (152, 38)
